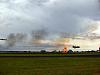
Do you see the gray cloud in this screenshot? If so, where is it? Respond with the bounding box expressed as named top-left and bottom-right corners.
top-left (1, 0), bottom-right (100, 51)
top-left (0, 0), bottom-right (100, 36)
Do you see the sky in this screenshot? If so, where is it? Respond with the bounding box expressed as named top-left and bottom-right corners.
top-left (0, 0), bottom-right (100, 34)
top-left (0, 0), bottom-right (100, 51)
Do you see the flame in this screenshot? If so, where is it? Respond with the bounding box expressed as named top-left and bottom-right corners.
top-left (63, 45), bottom-right (68, 53)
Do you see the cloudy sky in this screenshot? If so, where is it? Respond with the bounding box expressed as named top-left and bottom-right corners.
top-left (0, 0), bottom-right (100, 51)
top-left (0, 0), bottom-right (100, 35)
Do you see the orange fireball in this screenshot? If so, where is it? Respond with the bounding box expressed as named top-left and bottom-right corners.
top-left (63, 46), bottom-right (68, 53)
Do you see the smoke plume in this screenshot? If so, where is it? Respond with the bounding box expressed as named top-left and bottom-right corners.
top-left (31, 29), bottom-right (48, 45)
top-left (6, 33), bottom-right (27, 48)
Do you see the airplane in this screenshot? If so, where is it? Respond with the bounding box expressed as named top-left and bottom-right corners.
top-left (72, 45), bottom-right (80, 49)
top-left (0, 39), bottom-right (7, 40)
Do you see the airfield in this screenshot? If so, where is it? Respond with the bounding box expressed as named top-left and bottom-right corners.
top-left (0, 53), bottom-right (100, 58)
top-left (0, 53), bottom-right (100, 75)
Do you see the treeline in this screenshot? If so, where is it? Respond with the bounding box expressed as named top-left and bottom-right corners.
top-left (0, 50), bottom-right (100, 54)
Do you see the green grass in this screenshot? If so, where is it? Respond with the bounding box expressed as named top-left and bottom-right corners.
top-left (0, 53), bottom-right (100, 57)
top-left (0, 57), bottom-right (100, 75)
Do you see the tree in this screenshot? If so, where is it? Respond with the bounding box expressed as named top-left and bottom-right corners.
top-left (67, 50), bottom-right (73, 54)
top-left (40, 50), bottom-right (46, 53)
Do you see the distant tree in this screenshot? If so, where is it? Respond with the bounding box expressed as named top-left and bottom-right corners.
top-left (52, 50), bottom-right (57, 53)
top-left (67, 50), bottom-right (73, 54)
top-left (40, 50), bottom-right (46, 53)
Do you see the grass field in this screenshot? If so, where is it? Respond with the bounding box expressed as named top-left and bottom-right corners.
top-left (0, 57), bottom-right (100, 75)
top-left (0, 53), bottom-right (100, 57)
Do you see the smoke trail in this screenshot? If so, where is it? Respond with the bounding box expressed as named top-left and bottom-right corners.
top-left (6, 33), bottom-right (27, 48)
top-left (15, 33), bottom-right (27, 42)
top-left (6, 33), bottom-right (16, 47)
top-left (31, 28), bottom-right (48, 45)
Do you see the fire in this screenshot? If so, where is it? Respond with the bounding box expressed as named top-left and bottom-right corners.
top-left (63, 45), bottom-right (68, 53)
top-left (52, 38), bottom-right (70, 53)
